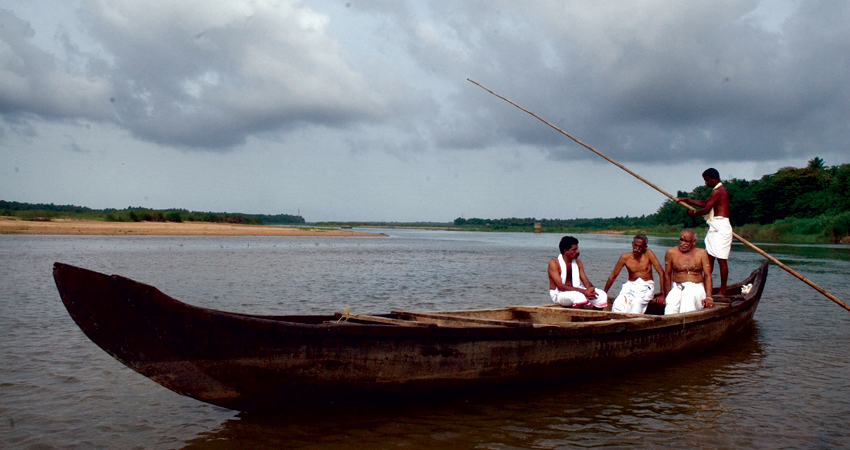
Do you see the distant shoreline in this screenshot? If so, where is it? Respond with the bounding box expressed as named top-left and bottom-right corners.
top-left (3, 217), bottom-right (847, 244)
top-left (0, 217), bottom-right (385, 237)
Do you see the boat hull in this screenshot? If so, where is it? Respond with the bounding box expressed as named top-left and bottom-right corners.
top-left (54, 261), bottom-right (768, 410)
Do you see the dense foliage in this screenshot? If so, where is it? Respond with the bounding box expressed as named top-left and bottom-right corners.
top-left (454, 158), bottom-right (850, 242)
top-left (0, 200), bottom-right (94, 214)
top-left (653, 158), bottom-right (850, 227)
top-left (453, 216), bottom-right (655, 230)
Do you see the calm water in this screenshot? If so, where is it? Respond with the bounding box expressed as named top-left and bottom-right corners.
top-left (1, 229), bottom-right (849, 449)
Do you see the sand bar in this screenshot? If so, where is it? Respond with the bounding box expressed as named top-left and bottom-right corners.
top-left (0, 217), bottom-right (385, 237)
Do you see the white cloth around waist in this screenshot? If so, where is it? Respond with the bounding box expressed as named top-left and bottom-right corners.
top-left (550, 288), bottom-right (608, 308)
top-left (611, 278), bottom-right (655, 314)
top-left (705, 216), bottom-right (732, 259)
top-left (551, 254), bottom-right (607, 308)
top-left (664, 281), bottom-right (706, 314)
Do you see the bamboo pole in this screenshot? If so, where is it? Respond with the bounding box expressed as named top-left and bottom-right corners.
top-left (468, 78), bottom-right (850, 313)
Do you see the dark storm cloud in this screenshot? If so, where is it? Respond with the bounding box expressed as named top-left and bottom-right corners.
top-left (0, 1), bottom-right (392, 149)
top-left (1, 1), bottom-right (847, 163)
top-left (0, 9), bottom-right (112, 122)
top-left (415, 0), bottom-right (850, 163)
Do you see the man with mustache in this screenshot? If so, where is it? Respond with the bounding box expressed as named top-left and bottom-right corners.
top-left (548, 236), bottom-right (608, 309)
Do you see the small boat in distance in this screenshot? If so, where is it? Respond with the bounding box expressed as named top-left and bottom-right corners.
top-left (54, 261), bottom-right (768, 411)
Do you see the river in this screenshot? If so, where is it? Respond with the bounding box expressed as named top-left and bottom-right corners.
top-left (1, 229), bottom-right (849, 449)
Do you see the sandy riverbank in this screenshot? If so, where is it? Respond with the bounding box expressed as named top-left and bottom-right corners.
top-left (0, 217), bottom-right (385, 237)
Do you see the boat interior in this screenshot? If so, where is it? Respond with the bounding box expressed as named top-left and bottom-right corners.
top-left (253, 280), bottom-right (754, 329)
top-left (230, 262), bottom-right (765, 329)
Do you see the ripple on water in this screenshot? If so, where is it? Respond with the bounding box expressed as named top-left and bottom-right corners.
top-left (1, 232), bottom-right (849, 449)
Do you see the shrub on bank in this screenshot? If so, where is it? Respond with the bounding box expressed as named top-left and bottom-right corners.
top-left (19, 210), bottom-right (60, 221)
top-left (822, 211), bottom-right (850, 243)
top-left (734, 212), bottom-right (850, 244)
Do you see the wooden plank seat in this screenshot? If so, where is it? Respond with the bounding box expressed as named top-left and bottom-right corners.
top-left (508, 305), bottom-right (665, 323)
top-left (532, 317), bottom-right (654, 329)
top-left (332, 313), bottom-right (436, 327)
top-left (392, 310), bottom-right (534, 328)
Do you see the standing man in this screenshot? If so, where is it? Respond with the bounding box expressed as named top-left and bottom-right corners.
top-left (676, 168), bottom-right (732, 295)
top-left (604, 234), bottom-right (666, 314)
top-left (663, 229), bottom-right (714, 314)
top-left (548, 236), bottom-right (608, 309)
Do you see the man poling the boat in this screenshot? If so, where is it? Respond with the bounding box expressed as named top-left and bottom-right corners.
top-left (676, 168), bottom-right (732, 295)
top-left (468, 78), bottom-right (850, 314)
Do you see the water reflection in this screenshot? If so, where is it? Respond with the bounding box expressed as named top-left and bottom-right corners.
top-left (183, 326), bottom-right (766, 449)
top-left (2, 231), bottom-right (848, 449)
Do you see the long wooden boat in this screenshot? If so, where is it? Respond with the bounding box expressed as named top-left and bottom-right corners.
top-left (54, 261), bottom-right (768, 411)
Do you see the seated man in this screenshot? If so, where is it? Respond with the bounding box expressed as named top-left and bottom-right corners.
top-left (548, 236), bottom-right (608, 309)
top-left (603, 234), bottom-right (665, 314)
top-left (663, 229), bottom-right (715, 314)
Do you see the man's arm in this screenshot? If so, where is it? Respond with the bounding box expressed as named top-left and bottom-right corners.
top-left (548, 259), bottom-right (573, 291)
top-left (676, 197), bottom-right (707, 208)
top-left (686, 190), bottom-right (720, 217)
top-left (658, 250), bottom-right (674, 305)
top-left (663, 249), bottom-right (674, 295)
top-left (700, 251), bottom-right (714, 307)
top-left (647, 250), bottom-right (666, 298)
top-left (603, 255), bottom-right (627, 293)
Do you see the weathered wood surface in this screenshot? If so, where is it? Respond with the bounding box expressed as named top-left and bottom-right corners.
top-left (337, 313), bottom-right (436, 327)
top-left (393, 310), bottom-right (534, 328)
top-left (53, 261), bottom-right (768, 411)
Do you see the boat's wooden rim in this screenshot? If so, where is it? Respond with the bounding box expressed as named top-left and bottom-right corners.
top-left (321, 262), bottom-right (766, 331)
top-left (53, 260), bottom-right (766, 336)
top-left (52, 260), bottom-right (767, 411)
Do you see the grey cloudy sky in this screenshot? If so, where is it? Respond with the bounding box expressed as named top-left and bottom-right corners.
top-left (1, 0), bottom-right (847, 222)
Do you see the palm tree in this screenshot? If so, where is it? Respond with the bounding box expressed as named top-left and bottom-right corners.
top-left (807, 156), bottom-right (825, 171)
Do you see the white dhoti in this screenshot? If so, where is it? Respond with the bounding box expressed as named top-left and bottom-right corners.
top-left (550, 288), bottom-right (609, 308)
top-left (611, 279), bottom-right (656, 314)
top-left (705, 216), bottom-right (732, 259)
top-left (550, 255), bottom-right (608, 308)
top-left (664, 281), bottom-right (706, 315)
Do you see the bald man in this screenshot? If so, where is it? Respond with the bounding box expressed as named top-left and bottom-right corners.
top-left (663, 229), bottom-right (714, 314)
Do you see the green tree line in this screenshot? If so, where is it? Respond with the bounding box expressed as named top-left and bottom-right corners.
top-left (0, 202), bottom-right (305, 225)
top-left (455, 158), bottom-right (850, 243)
top-left (454, 216), bottom-right (654, 229)
top-left (653, 157), bottom-right (850, 226)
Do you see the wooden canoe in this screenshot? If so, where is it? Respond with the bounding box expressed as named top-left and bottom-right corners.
top-left (53, 261), bottom-right (768, 411)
